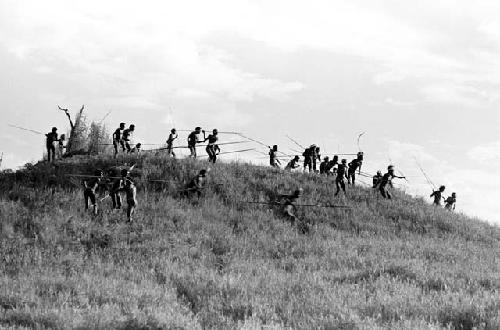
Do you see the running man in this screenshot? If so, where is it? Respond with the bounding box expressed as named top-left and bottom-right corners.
top-left (378, 166), bottom-right (406, 199)
top-left (204, 129), bottom-right (220, 163)
top-left (430, 186), bottom-right (446, 206)
top-left (187, 127), bottom-right (204, 158)
top-left (166, 128), bottom-right (178, 157)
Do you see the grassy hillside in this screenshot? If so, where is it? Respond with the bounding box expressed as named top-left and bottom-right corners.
top-left (1, 153), bottom-right (499, 329)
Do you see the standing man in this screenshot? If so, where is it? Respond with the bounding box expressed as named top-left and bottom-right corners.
top-left (122, 124), bottom-right (135, 153)
top-left (378, 166), bottom-right (406, 199)
top-left (113, 123), bottom-right (126, 157)
top-left (269, 145), bottom-right (281, 168)
top-left (166, 128), bottom-right (178, 157)
top-left (187, 127), bottom-right (204, 158)
top-left (303, 146), bottom-right (312, 172)
top-left (45, 127), bottom-right (59, 162)
top-left (430, 186), bottom-right (446, 206)
top-left (335, 159), bottom-right (349, 196)
top-left (204, 129), bottom-right (220, 163)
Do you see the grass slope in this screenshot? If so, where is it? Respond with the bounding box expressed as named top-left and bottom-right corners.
top-left (1, 154), bottom-right (499, 329)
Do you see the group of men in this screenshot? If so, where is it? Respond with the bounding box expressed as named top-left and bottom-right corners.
top-left (273, 146), bottom-right (458, 210)
top-left (186, 127), bottom-right (221, 163)
top-left (112, 123), bottom-right (138, 157)
top-left (429, 185), bottom-right (457, 211)
top-left (82, 166), bottom-right (210, 221)
top-left (82, 168), bottom-right (137, 221)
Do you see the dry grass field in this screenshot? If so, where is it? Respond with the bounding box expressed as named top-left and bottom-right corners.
top-left (1, 153), bottom-right (499, 329)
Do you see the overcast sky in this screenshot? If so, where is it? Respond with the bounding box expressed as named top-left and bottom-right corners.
top-left (1, 0), bottom-right (499, 223)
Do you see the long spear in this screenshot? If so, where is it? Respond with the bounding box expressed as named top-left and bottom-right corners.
top-left (239, 200), bottom-right (352, 208)
top-left (177, 129), bottom-right (241, 135)
top-left (286, 135), bottom-right (305, 149)
top-left (99, 110), bottom-right (112, 124)
top-left (239, 133), bottom-right (288, 157)
top-left (389, 157), bottom-right (410, 183)
top-left (8, 124), bottom-right (43, 135)
top-left (413, 156), bottom-right (435, 191)
top-left (148, 140), bottom-right (249, 152)
top-left (357, 132), bottom-right (365, 151)
top-left (198, 148), bottom-right (255, 157)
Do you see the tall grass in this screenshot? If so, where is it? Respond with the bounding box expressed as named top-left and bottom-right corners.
top-left (0, 154), bottom-right (499, 329)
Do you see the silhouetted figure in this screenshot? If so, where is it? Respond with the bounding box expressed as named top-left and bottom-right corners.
top-left (303, 145), bottom-right (320, 172)
top-left (166, 128), bottom-right (178, 157)
top-left (269, 145), bottom-right (281, 168)
top-left (372, 170), bottom-right (383, 188)
top-left (124, 178), bottom-right (137, 221)
top-left (378, 166), bottom-right (406, 199)
top-left (279, 188), bottom-right (303, 225)
top-left (113, 123), bottom-right (126, 157)
top-left (185, 169), bottom-right (208, 198)
top-left (122, 124), bottom-right (135, 153)
top-left (45, 127), bottom-right (59, 162)
top-left (187, 127), bottom-right (204, 158)
top-left (335, 159), bottom-right (349, 196)
top-left (110, 169), bottom-right (129, 209)
top-left (430, 185), bottom-right (446, 206)
top-left (326, 155), bottom-right (339, 176)
top-left (320, 157), bottom-right (329, 175)
top-left (83, 169), bottom-right (104, 215)
top-left (285, 155), bottom-right (301, 171)
top-left (444, 192), bottom-right (456, 211)
top-left (205, 129), bottom-right (220, 163)
top-left (58, 134), bottom-right (66, 159)
top-left (347, 153), bottom-right (363, 185)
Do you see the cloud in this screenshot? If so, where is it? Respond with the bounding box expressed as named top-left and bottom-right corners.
top-left (467, 141), bottom-right (500, 164)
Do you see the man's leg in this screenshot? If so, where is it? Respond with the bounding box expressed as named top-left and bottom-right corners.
top-left (84, 190), bottom-right (90, 210)
top-left (127, 200), bottom-right (136, 221)
top-left (379, 186), bottom-right (387, 198)
top-left (335, 180), bottom-right (341, 196)
top-left (90, 192), bottom-right (97, 215)
top-left (113, 140), bottom-right (118, 157)
top-left (340, 180), bottom-right (346, 193)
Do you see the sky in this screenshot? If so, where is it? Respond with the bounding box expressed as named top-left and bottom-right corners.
top-left (0, 0), bottom-right (499, 223)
